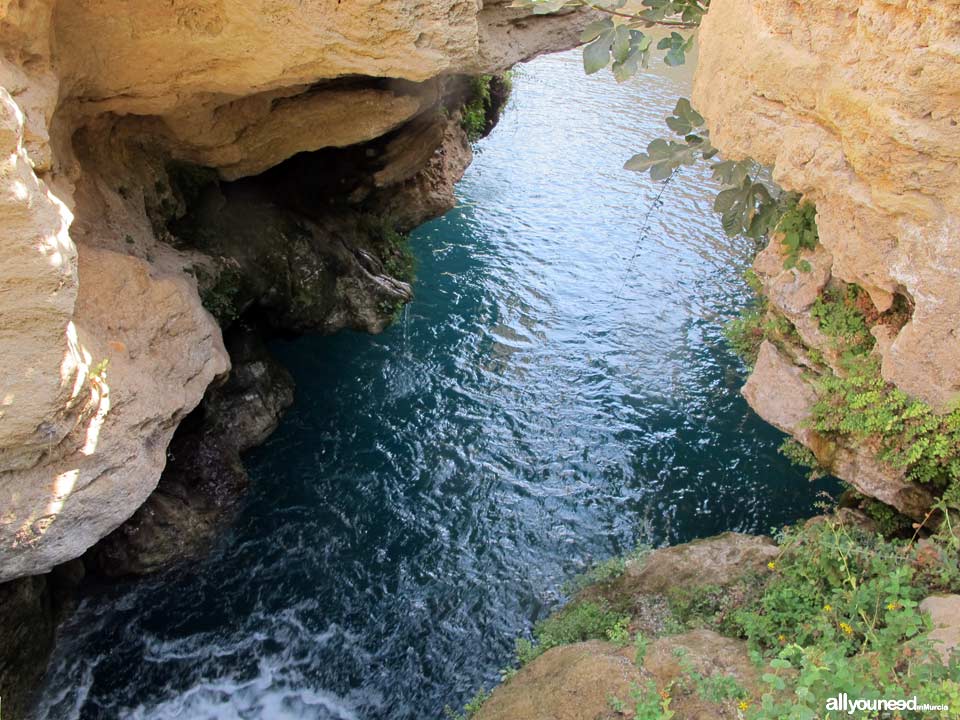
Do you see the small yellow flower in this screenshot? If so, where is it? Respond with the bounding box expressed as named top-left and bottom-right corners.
top-left (738, 700), bottom-right (751, 711)
top-left (822, 604), bottom-right (832, 612)
top-left (767, 561), bottom-right (777, 570)
top-left (777, 634), bottom-right (786, 643)
top-left (839, 622), bottom-right (854, 635)
top-left (886, 602), bottom-right (899, 611)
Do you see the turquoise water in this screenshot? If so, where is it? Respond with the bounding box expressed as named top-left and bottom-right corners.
top-left (36, 51), bottom-right (832, 719)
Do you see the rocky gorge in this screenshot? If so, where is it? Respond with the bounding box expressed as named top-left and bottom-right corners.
top-left (0, 0), bottom-right (959, 718)
top-left (0, 1), bottom-right (592, 714)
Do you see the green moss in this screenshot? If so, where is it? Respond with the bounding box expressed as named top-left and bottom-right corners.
top-left (460, 72), bottom-right (511, 142)
top-left (194, 264), bottom-right (242, 326)
top-left (361, 215), bottom-right (416, 284)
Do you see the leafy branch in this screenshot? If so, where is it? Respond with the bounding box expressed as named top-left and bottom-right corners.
top-left (511, 0), bottom-right (706, 76)
top-left (622, 98), bottom-right (794, 241)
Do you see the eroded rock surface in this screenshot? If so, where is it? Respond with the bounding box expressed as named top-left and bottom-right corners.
top-left (694, 0), bottom-right (960, 411)
top-left (0, 1), bottom-right (591, 582)
top-left (476, 533), bottom-right (772, 720)
top-left (742, 341), bottom-right (934, 518)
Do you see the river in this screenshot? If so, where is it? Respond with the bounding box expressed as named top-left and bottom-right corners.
top-left (35, 50), bottom-right (831, 720)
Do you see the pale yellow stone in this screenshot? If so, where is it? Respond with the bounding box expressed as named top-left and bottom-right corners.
top-left (694, 0), bottom-right (960, 410)
top-left (0, 0), bottom-right (589, 580)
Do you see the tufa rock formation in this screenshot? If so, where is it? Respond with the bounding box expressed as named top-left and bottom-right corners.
top-left (694, 0), bottom-right (960, 410)
top-left (693, 0), bottom-right (960, 517)
top-left (0, 1), bottom-right (591, 583)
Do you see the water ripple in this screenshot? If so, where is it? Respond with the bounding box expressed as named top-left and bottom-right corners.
top-left (35, 50), bottom-right (834, 720)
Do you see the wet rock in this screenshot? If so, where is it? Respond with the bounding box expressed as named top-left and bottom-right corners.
top-left (0, 561), bottom-right (84, 718)
top-left (85, 328), bottom-right (293, 577)
top-left (203, 328), bottom-right (296, 453)
top-left (0, 576), bottom-right (55, 720)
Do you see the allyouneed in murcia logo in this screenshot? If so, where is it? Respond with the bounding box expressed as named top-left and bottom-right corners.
top-left (825, 692), bottom-right (949, 715)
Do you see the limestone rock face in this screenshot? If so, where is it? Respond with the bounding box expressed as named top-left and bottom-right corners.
top-left (476, 534), bottom-right (772, 720)
top-left (694, 0), bottom-right (960, 411)
top-left (0, 1), bottom-right (590, 581)
top-left (743, 341), bottom-right (934, 518)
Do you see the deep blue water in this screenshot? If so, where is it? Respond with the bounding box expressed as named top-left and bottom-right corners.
top-left (36, 51), bottom-right (832, 720)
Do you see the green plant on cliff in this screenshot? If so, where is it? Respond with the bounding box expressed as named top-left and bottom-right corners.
top-left (462, 75), bottom-right (493, 142)
top-left (730, 518), bottom-right (960, 719)
top-left (515, 600), bottom-right (630, 666)
top-left (776, 200), bottom-right (819, 272)
top-left (564, 543), bottom-right (651, 593)
top-left (810, 285), bottom-right (873, 357)
top-left (808, 285), bottom-right (960, 494)
top-left (723, 305), bottom-right (766, 366)
top-left (777, 439), bottom-right (825, 481)
top-left (444, 687), bottom-right (491, 720)
top-left (362, 215), bottom-right (415, 283)
top-left (856, 494), bottom-right (913, 536)
top-left (630, 680), bottom-right (675, 720)
top-left (194, 263), bottom-right (242, 326)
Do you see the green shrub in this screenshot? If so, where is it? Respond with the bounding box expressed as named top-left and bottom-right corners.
top-left (672, 648), bottom-right (749, 703)
top-left (444, 688), bottom-right (491, 720)
top-left (808, 283), bottom-right (960, 492)
top-left (859, 496), bottom-right (912, 536)
top-left (730, 519), bottom-right (960, 719)
top-left (810, 285), bottom-right (873, 356)
top-left (724, 306), bottom-right (765, 366)
top-left (812, 354), bottom-right (960, 488)
top-left (778, 439), bottom-right (825, 480)
top-left (461, 75), bottom-right (495, 141)
top-left (515, 601), bottom-right (630, 665)
top-left (776, 201), bottom-right (818, 272)
top-left (564, 544), bottom-right (651, 594)
top-left (631, 680), bottom-right (675, 720)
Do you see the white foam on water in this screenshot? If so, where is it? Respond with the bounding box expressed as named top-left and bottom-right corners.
top-left (123, 676), bottom-right (360, 720)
